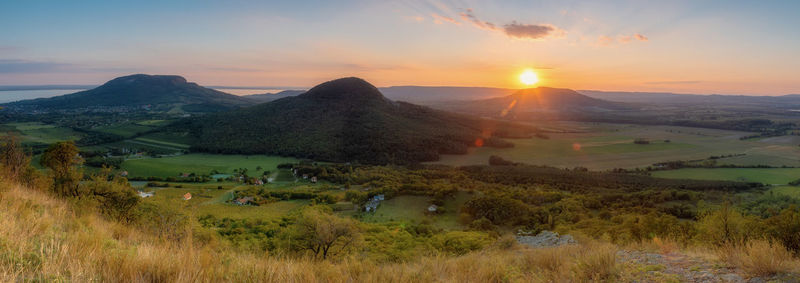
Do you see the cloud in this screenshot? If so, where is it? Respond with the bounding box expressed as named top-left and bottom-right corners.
top-left (503, 22), bottom-right (562, 40)
top-left (596, 33), bottom-right (649, 46)
top-left (645, 80), bottom-right (702, 85)
top-left (431, 13), bottom-right (460, 25)
top-left (0, 59), bottom-right (141, 74)
top-left (458, 9), bottom-right (563, 40)
top-left (208, 67), bottom-right (264, 72)
top-left (0, 59), bottom-right (70, 73)
top-left (460, 9), bottom-right (497, 30)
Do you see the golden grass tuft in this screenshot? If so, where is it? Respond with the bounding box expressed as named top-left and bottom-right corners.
top-left (716, 240), bottom-right (797, 277)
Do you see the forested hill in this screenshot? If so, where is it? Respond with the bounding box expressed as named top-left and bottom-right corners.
top-left (166, 77), bottom-right (536, 164)
top-left (3, 74), bottom-right (252, 112)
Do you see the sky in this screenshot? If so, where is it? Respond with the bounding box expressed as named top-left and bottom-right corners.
top-left (1, 0), bottom-right (799, 95)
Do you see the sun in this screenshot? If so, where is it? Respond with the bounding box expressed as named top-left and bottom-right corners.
top-left (519, 69), bottom-right (539, 86)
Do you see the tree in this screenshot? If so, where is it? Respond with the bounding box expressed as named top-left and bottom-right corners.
top-left (40, 141), bottom-right (84, 197)
top-left (82, 167), bottom-right (140, 223)
top-left (291, 207), bottom-right (360, 259)
top-left (0, 136), bottom-right (30, 181)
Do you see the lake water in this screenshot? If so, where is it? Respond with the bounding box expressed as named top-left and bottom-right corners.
top-left (0, 89), bottom-right (86, 103)
top-left (0, 88), bottom-right (286, 103)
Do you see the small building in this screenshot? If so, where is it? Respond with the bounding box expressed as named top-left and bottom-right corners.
top-left (182, 192), bottom-right (192, 200)
top-left (234, 196), bottom-right (254, 205)
top-left (267, 177), bottom-right (275, 183)
top-left (302, 174), bottom-right (309, 179)
top-left (180, 173), bottom-right (190, 178)
top-left (310, 176), bottom-right (318, 183)
top-left (138, 191), bottom-right (153, 198)
top-left (428, 204), bottom-right (438, 212)
top-left (119, 171), bottom-right (128, 177)
top-left (254, 179), bottom-right (264, 185)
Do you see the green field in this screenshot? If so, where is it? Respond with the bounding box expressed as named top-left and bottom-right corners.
top-left (353, 192), bottom-right (472, 230)
top-left (2, 122), bottom-right (82, 144)
top-left (143, 186), bottom-right (309, 219)
top-left (95, 123), bottom-right (154, 138)
top-left (652, 168), bottom-right (800, 185)
top-left (432, 122), bottom-right (800, 170)
top-left (121, 153), bottom-right (299, 177)
top-left (769, 186), bottom-right (800, 198)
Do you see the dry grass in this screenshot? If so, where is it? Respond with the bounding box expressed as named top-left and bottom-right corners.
top-left (0, 182), bottom-right (625, 282)
top-left (716, 240), bottom-right (798, 277)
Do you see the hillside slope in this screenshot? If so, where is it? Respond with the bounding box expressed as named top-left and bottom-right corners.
top-left (3, 74), bottom-right (252, 112)
top-left (430, 87), bottom-right (632, 119)
top-left (166, 77), bottom-right (534, 164)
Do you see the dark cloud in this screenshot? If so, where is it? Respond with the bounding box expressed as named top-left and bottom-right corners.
top-left (457, 9), bottom-right (562, 40)
top-left (503, 21), bottom-right (559, 39)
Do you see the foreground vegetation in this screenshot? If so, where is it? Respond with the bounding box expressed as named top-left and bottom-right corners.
top-left (1, 138), bottom-right (799, 281)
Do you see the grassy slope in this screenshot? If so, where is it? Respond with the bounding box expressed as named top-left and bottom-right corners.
top-left (0, 182), bottom-right (631, 282)
top-left (120, 154), bottom-right (299, 177)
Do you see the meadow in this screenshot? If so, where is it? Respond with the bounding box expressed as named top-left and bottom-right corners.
top-left (0, 122), bottom-right (82, 145)
top-left (433, 122), bottom-right (800, 170)
top-left (121, 154), bottom-right (299, 177)
top-left (651, 168), bottom-right (800, 185)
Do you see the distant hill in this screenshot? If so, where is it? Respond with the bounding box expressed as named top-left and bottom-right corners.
top-left (238, 86), bottom-right (516, 104)
top-left (379, 86), bottom-right (515, 103)
top-left (243, 90), bottom-right (306, 103)
top-left (429, 87), bottom-right (632, 119)
top-left (165, 77), bottom-right (535, 164)
top-left (579, 90), bottom-right (800, 108)
top-left (3, 74), bottom-right (252, 112)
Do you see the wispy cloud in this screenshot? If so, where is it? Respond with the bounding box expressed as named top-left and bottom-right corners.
top-left (645, 80), bottom-right (702, 85)
top-left (0, 59), bottom-right (70, 73)
top-left (0, 59), bottom-right (141, 74)
top-left (459, 8), bottom-right (497, 30)
top-left (431, 13), bottom-right (459, 25)
top-left (596, 33), bottom-right (649, 46)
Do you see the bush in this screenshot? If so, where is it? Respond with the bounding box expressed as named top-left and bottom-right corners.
top-left (431, 231), bottom-right (492, 256)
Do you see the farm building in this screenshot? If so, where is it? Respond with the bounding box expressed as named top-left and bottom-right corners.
top-left (234, 196), bottom-right (254, 205)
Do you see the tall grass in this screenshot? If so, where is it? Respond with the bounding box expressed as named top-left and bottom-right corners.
top-left (716, 240), bottom-right (797, 277)
top-left (0, 182), bottom-right (626, 282)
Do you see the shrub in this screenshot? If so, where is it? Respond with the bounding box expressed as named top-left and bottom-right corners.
top-left (431, 231), bottom-right (492, 256)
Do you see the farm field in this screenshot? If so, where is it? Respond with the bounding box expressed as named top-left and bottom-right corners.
top-left (1, 122), bottom-right (82, 145)
top-left (121, 153), bottom-right (299, 177)
top-left (432, 122), bottom-right (800, 170)
top-left (652, 168), bottom-right (800, 185)
top-left (95, 123), bottom-right (154, 138)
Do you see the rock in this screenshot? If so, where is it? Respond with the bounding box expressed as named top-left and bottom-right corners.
top-left (720, 273), bottom-right (744, 283)
top-left (516, 230), bottom-right (577, 248)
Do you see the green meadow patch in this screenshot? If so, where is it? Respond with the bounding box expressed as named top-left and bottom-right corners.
top-left (652, 168), bottom-right (800, 185)
top-left (121, 153), bottom-right (299, 178)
